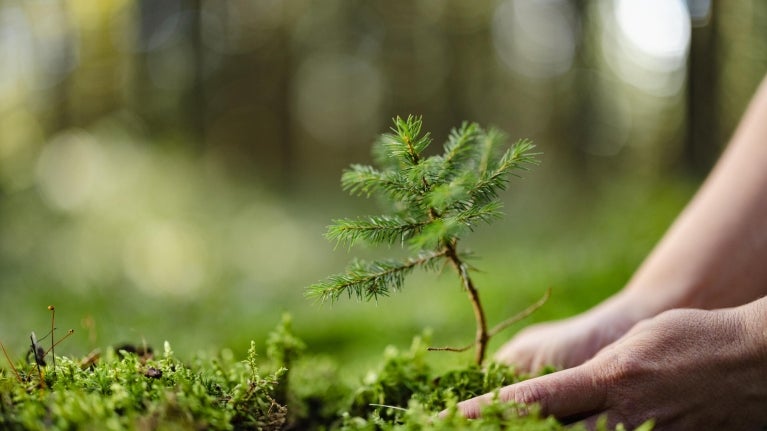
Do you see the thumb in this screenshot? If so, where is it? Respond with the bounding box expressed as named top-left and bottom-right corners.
top-left (452, 365), bottom-right (607, 421)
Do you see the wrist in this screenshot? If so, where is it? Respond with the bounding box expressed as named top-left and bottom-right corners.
top-left (605, 287), bottom-right (670, 320)
top-left (620, 265), bottom-right (717, 313)
top-left (734, 295), bottom-right (767, 364)
top-left (584, 289), bottom-right (658, 335)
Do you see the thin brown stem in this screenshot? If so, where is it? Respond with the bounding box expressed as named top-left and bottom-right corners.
top-left (43, 329), bottom-right (75, 357)
top-left (1, 341), bottom-right (21, 383)
top-left (428, 289), bottom-right (551, 360)
top-left (427, 343), bottom-right (473, 353)
top-left (488, 287), bottom-right (551, 337)
top-left (404, 136), bottom-right (420, 164)
top-left (404, 121), bottom-right (486, 364)
top-left (48, 305), bottom-right (55, 372)
top-left (444, 240), bottom-right (488, 365)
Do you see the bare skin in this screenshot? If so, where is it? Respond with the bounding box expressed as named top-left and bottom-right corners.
top-left (452, 73), bottom-right (767, 429)
top-left (454, 302), bottom-right (767, 429)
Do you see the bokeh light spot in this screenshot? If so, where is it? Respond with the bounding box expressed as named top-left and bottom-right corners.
top-left (35, 130), bottom-right (106, 213)
top-left (123, 221), bottom-right (208, 297)
top-left (602, 0), bottom-right (691, 96)
top-left (492, 0), bottom-right (579, 79)
top-left (228, 204), bottom-right (312, 285)
top-left (616, 0), bottom-right (690, 69)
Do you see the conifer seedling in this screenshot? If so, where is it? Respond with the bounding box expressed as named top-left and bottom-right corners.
top-left (308, 115), bottom-right (546, 365)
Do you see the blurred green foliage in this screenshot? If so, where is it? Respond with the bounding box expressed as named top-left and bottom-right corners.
top-left (0, 0), bottom-right (766, 378)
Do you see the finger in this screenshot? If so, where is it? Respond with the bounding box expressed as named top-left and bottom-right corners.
top-left (494, 344), bottom-right (534, 372)
top-left (498, 366), bottom-right (608, 420)
top-left (494, 339), bottom-right (543, 373)
top-left (453, 365), bottom-right (607, 420)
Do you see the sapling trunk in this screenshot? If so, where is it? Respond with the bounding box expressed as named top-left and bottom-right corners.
top-left (444, 241), bottom-right (488, 365)
top-left (307, 115), bottom-right (541, 365)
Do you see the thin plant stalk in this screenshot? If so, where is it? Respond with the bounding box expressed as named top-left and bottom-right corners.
top-left (1, 341), bottom-right (22, 383)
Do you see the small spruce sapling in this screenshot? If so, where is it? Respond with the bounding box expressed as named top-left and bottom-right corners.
top-left (308, 116), bottom-right (545, 365)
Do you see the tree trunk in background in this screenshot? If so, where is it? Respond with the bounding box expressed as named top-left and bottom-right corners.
top-left (685, 2), bottom-right (719, 177)
top-left (277, 10), bottom-right (294, 190)
top-left (187, 0), bottom-right (205, 150)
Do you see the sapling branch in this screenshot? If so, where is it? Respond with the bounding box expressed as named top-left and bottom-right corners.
top-left (308, 250), bottom-right (449, 303)
top-left (307, 115), bottom-right (541, 365)
top-left (427, 288), bottom-right (552, 355)
top-left (426, 344), bottom-right (473, 353)
top-left (487, 287), bottom-right (551, 338)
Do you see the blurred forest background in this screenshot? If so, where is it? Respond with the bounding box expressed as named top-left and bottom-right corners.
top-left (1, 0), bottom-right (767, 368)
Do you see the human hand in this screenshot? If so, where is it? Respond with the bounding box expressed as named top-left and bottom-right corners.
top-left (495, 291), bottom-right (648, 373)
top-left (454, 305), bottom-right (767, 430)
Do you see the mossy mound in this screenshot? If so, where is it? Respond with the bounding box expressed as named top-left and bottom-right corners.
top-left (1, 318), bottom-right (651, 431)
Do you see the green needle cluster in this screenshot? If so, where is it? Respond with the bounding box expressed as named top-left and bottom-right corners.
top-left (307, 115), bottom-right (538, 365)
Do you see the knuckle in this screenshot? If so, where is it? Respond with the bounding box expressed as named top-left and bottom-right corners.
top-left (457, 401), bottom-right (482, 419)
top-left (510, 383), bottom-right (543, 406)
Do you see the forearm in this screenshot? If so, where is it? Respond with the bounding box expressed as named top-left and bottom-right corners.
top-left (622, 74), bottom-right (767, 314)
top-left (492, 76), bottom-right (767, 372)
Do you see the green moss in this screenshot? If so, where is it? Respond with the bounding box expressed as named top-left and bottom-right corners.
top-left (1, 319), bottom-right (652, 430)
top-left (1, 340), bottom-right (286, 431)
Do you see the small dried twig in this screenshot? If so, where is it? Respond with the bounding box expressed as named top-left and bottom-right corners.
top-left (1, 341), bottom-right (22, 383)
top-left (369, 403), bottom-right (409, 412)
top-left (43, 329), bottom-right (75, 357)
top-left (427, 342), bottom-right (473, 353)
top-left (427, 288), bottom-right (551, 355)
top-left (488, 287), bottom-right (551, 338)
